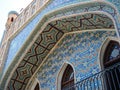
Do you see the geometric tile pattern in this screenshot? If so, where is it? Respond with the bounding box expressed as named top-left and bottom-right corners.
top-left (7, 13), bottom-right (115, 90)
top-left (48, 0), bottom-right (120, 32)
top-left (7, 23), bottom-right (64, 90)
top-left (0, 0), bottom-right (120, 89)
top-left (38, 31), bottom-right (117, 89)
top-left (3, 1), bottom-right (119, 75)
top-left (51, 14), bottom-right (114, 33)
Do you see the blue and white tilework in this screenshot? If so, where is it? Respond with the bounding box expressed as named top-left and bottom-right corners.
top-left (38, 30), bottom-right (116, 89)
top-left (4, 0), bottom-right (120, 73)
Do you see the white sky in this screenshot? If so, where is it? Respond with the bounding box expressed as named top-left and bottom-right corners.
top-left (0, 0), bottom-right (32, 42)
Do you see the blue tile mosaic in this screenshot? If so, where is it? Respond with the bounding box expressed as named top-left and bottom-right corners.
top-left (37, 30), bottom-right (116, 89)
top-left (4, 0), bottom-right (120, 73)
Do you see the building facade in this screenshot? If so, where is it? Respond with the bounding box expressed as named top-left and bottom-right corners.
top-left (0, 0), bottom-right (120, 90)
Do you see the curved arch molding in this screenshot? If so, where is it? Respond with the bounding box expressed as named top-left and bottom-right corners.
top-left (1, 1), bottom-right (120, 90)
top-left (3, 1), bottom-right (120, 74)
top-left (99, 37), bottom-right (120, 69)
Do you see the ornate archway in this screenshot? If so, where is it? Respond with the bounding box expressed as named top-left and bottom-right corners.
top-left (1, 1), bottom-right (120, 90)
top-left (57, 62), bottom-right (75, 90)
top-left (99, 39), bottom-right (120, 90)
top-left (99, 37), bottom-right (120, 69)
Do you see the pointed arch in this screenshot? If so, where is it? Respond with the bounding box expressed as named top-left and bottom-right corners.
top-left (99, 37), bottom-right (120, 69)
top-left (104, 41), bottom-right (120, 67)
top-left (2, 1), bottom-right (120, 90)
top-left (99, 37), bottom-right (120, 90)
top-left (57, 62), bottom-right (76, 90)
